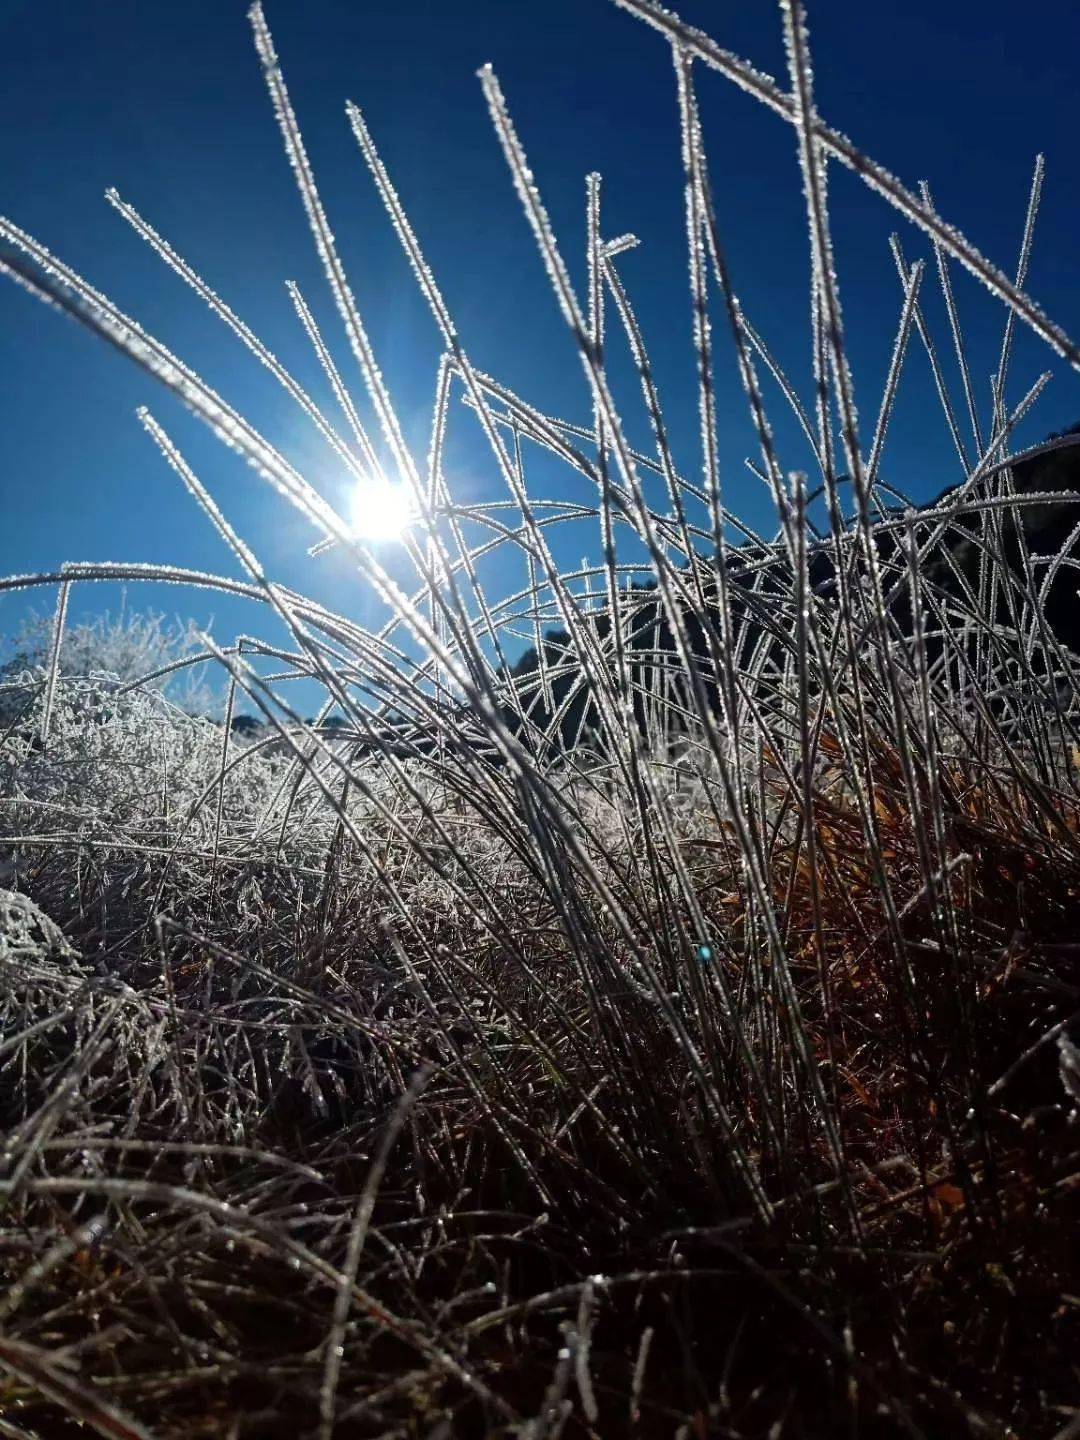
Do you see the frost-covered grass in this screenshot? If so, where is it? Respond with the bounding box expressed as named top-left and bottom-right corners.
top-left (1, 1), bottom-right (1079, 1435)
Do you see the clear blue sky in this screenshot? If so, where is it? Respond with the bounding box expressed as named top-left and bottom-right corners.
top-left (2, 0), bottom-right (1079, 683)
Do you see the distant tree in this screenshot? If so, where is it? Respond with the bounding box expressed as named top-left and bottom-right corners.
top-left (230, 714), bottom-right (264, 739)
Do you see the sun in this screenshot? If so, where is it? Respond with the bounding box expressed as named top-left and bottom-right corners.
top-left (346, 478), bottom-right (418, 543)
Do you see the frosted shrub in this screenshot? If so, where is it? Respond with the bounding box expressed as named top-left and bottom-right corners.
top-left (1, 605), bottom-right (218, 721)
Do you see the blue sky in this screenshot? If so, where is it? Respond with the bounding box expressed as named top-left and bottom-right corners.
top-left (2, 0), bottom-right (1079, 696)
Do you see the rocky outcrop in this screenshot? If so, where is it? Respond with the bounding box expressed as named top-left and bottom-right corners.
top-left (491, 432), bottom-right (1080, 753)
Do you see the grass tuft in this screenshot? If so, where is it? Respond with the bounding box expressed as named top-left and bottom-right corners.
top-left (2, 1), bottom-right (1079, 1434)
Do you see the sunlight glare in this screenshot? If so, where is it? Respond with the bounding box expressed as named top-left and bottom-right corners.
top-left (347, 478), bottom-right (417, 543)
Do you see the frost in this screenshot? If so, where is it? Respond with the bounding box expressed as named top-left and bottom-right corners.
top-left (0, 1), bottom-right (1078, 1432)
